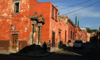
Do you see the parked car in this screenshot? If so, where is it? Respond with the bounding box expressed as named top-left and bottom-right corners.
top-left (73, 40), bottom-right (83, 49)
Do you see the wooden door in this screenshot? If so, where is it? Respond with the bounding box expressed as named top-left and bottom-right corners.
top-left (59, 32), bottom-right (61, 41)
top-left (12, 34), bottom-right (18, 49)
top-left (52, 32), bottom-right (55, 47)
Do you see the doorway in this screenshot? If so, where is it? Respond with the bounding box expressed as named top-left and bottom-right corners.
top-left (52, 32), bottom-right (55, 47)
top-left (12, 34), bottom-right (18, 50)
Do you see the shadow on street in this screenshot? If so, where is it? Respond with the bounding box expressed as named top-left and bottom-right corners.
top-left (0, 37), bottom-right (100, 60)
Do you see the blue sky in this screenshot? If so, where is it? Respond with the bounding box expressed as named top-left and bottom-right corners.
top-left (37, 0), bottom-right (100, 30)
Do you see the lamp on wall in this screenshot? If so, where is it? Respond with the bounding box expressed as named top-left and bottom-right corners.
top-left (11, 24), bottom-right (15, 30)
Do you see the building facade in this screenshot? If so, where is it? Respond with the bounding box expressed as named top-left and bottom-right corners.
top-left (0, 0), bottom-right (46, 51)
top-left (0, 0), bottom-right (88, 52)
top-left (0, 0), bottom-right (69, 52)
top-left (67, 19), bottom-right (76, 45)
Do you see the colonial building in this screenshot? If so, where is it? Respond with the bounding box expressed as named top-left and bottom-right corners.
top-left (87, 33), bottom-right (91, 42)
top-left (67, 19), bottom-right (76, 45)
top-left (0, 0), bottom-right (47, 52)
top-left (75, 27), bottom-right (82, 40)
top-left (0, 0), bottom-right (88, 52)
top-left (75, 17), bottom-right (88, 43)
top-left (81, 28), bottom-right (87, 43)
top-left (0, 0), bottom-right (69, 52)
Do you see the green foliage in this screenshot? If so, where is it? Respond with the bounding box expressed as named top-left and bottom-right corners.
top-left (86, 27), bottom-right (97, 33)
top-left (78, 20), bottom-right (79, 27)
top-left (75, 16), bottom-right (77, 26)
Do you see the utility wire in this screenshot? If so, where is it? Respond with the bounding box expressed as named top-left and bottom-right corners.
top-left (52, 0), bottom-right (73, 3)
top-left (74, 2), bottom-right (99, 23)
top-left (0, 0), bottom-right (98, 18)
top-left (80, 2), bottom-right (100, 21)
top-left (73, 1), bottom-right (100, 29)
top-left (60, 1), bottom-right (100, 15)
top-left (0, 0), bottom-right (91, 17)
top-left (58, 0), bottom-right (91, 10)
top-left (12, 0), bottom-right (92, 17)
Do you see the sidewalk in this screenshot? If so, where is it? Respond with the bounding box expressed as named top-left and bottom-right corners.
top-left (0, 51), bottom-right (10, 55)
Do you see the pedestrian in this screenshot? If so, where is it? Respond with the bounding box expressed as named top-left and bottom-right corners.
top-left (47, 40), bottom-right (51, 52)
top-left (43, 42), bottom-right (47, 53)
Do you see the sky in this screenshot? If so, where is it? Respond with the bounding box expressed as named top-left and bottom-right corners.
top-left (37, 0), bottom-right (100, 30)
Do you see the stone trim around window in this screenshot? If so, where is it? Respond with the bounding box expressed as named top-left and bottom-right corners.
top-left (55, 11), bottom-right (57, 22)
top-left (12, 0), bottom-right (20, 14)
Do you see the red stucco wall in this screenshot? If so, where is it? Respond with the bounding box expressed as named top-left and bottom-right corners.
top-left (0, 0), bottom-right (88, 51)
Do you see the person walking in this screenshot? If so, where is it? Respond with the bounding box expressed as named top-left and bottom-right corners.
top-left (48, 40), bottom-right (51, 52)
top-left (43, 42), bottom-right (47, 53)
top-left (68, 40), bottom-right (71, 46)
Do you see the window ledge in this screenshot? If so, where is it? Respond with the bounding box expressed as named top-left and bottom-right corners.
top-left (12, 12), bottom-right (20, 15)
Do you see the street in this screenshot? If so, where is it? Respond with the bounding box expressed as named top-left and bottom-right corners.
top-left (0, 38), bottom-right (100, 60)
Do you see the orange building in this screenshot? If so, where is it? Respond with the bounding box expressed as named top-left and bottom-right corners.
top-left (81, 28), bottom-right (88, 43)
top-left (0, 0), bottom-right (69, 52)
top-left (67, 19), bottom-right (76, 45)
top-left (87, 33), bottom-right (91, 42)
top-left (0, 0), bottom-right (88, 52)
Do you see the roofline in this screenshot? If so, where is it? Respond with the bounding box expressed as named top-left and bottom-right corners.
top-left (68, 19), bottom-right (76, 28)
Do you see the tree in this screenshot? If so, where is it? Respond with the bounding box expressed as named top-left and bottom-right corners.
top-left (75, 16), bottom-right (77, 26)
top-left (78, 20), bottom-right (79, 27)
top-left (86, 27), bottom-right (97, 33)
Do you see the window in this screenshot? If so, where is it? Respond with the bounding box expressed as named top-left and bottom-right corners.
top-left (70, 31), bottom-right (72, 39)
top-left (52, 32), bottom-right (55, 47)
top-left (55, 11), bottom-right (57, 21)
top-left (73, 32), bottom-right (74, 40)
top-left (52, 6), bottom-right (54, 19)
top-left (14, 2), bottom-right (19, 13)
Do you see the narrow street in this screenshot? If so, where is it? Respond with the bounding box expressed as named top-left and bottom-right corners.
top-left (0, 0), bottom-right (99, 60)
top-left (0, 38), bottom-right (100, 60)
top-left (43, 38), bottom-right (100, 60)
